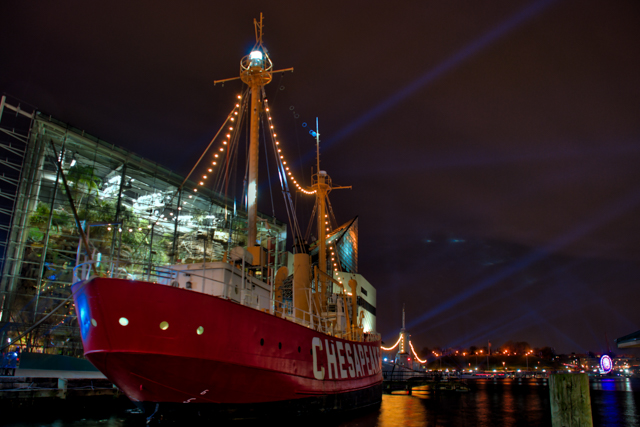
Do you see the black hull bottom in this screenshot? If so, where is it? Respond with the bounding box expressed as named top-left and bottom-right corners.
top-left (138, 383), bottom-right (383, 423)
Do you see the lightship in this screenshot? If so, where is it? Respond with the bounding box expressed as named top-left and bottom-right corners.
top-left (72, 14), bottom-right (382, 421)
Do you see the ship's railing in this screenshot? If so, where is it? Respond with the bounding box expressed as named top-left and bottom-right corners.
top-left (73, 260), bottom-right (97, 283)
top-left (268, 304), bottom-right (381, 343)
top-left (271, 304), bottom-right (330, 335)
top-left (74, 256), bottom-right (271, 311)
top-left (74, 256), bottom-right (381, 343)
top-left (154, 266), bottom-right (270, 311)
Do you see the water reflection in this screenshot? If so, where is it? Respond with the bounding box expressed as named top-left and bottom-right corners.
top-left (339, 379), bottom-right (551, 427)
top-left (376, 394), bottom-right (430, 427)
top-left (5, 378), bottom-right (640, 427)
top-left (340, 378), bottom-right (640, 427)
top-left (590, 378), bottom-right (640, 427)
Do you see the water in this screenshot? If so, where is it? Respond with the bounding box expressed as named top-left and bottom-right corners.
top-left (5, 378), bottom-right (639, 426)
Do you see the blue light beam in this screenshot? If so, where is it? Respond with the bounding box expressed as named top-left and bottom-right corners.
top-left (325, 0), bottom-right (559, 149)
top-left (406, 188), bottom-right (640, 332)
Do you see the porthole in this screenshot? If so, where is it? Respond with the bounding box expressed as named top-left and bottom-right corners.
top-left (91, 318), bottom-right (97, 327)
top-left (197, 326), bottom-right (204, 335)
top-left (186, 281), bottom-right (192, 289)
top-left (159, 321), bottom-right (169, 330)
top-left (298, 346), bottom-right (301, 353)
top-left (119, 317), bottom-right (129, 326)
top-left (278, 342), bottom-right (282, 350)
top-left (260, 338), bottom-right (264, 346)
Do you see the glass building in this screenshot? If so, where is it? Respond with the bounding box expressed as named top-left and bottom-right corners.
top-left (0, 95), bottom-right (286, 356)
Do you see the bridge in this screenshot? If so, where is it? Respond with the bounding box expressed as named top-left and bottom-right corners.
top-left (382, 366), bottom-right (469, 394)
top-left (380, 306), bottom-right (427, 369)
top-left (380, 307), bottom-right (469, 393)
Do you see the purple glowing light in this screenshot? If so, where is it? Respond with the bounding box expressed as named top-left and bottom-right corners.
top-left (600, 355), bottom-right (613, 374)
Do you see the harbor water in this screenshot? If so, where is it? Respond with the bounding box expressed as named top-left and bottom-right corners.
top-left (4, 377), bottom-right (639, 426)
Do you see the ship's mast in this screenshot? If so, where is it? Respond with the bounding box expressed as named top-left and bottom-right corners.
top-left (313, 121), bottom-right (329, 295)
top-left (242, 15), bottom-right (271, 247)
top-left (309, 119), bottom-right (350, 305)
top-left (214, 14), bottom-right (292, 248)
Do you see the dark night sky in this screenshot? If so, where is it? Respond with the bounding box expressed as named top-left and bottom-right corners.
top-left (2, 0), bottom-right (639, 355)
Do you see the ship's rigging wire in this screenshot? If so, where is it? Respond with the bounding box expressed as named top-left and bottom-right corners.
top-left (261, 72), bottom-right (288, 219)
top-left (260, 117), bottom-right (277, 218)
top-left (176, 82), bottom-right (308, 254)
top-left (325, 194), bottom-right (338, 232)
top-left (262, 94), bottom-right (306, 253)
top-left (176, 106), bottom-right (238, 195)
top-left (211, 92), bottom-right (246, 201)
top-left (304, 200), bottom-right (318, 243)
top-left (242, 109), bottom-right (250, 213)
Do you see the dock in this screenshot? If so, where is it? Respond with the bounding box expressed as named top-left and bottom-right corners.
top-left (0, 376), bottom-right (117, 399)
top-left (0, 375), bottom-right (137, 424)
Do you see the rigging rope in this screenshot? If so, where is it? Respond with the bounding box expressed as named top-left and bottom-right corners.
top-left (262, 91), bottom-right (305, 253)
top-left (260, 117), bottom-right (276, 218)
top-left (304, 199), bottom-right (318, 243)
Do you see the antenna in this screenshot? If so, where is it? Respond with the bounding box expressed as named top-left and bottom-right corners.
top-left (315, 117), bottom-right (320, 176)
top-left (254, 13), bottom-right (264, 47)
top-left (402, 304), bottom-right (405, 329)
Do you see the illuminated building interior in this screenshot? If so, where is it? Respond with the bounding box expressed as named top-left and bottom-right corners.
top-left (0, 96), bottom-right (286, 355)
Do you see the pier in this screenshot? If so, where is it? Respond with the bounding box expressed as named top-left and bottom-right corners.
top-left (0, 376), bottom-right (117, 400)
top-left (0, 375), bottom-right (136, 425)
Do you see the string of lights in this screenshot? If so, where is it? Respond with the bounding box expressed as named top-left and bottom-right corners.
top-left (262, 98), bottom-right (315, 195)
top-left (190, 96), bottom-right (243, 194)
top-left (381, 335), bottom-right (402, 351)
top-left (182, 92), bottom-right (318, 201)
top-left (409, 341), bottom-right (427, 364)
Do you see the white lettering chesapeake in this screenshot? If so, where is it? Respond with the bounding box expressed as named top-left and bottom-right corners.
top-left (325, 339), bottom-right (339, 379)
top-left (367, 346), bottom-right (374, 373)
top-left (336, 342), bottom-right (347, 379)
top-left (345, 343), bottom-right (355, 378)
top-left (364, 346), bottom-right (372, 374)
top-left (371, 347), bottom-right (379, 373)
top-left (312, 337), bottom-right (325, 380)
top-left (353, 344), bottom-right (363, 376)
top-left (358, 345), bottom-right (369, 375)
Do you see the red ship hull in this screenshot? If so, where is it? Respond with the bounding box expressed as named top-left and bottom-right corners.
top-left (73, 278), bottom-right (382, 417)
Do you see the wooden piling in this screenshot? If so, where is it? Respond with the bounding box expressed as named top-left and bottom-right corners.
top-left (57, 378), bottom-right (68, 399)
top-left (549, 373), bottom-right (593, 427)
